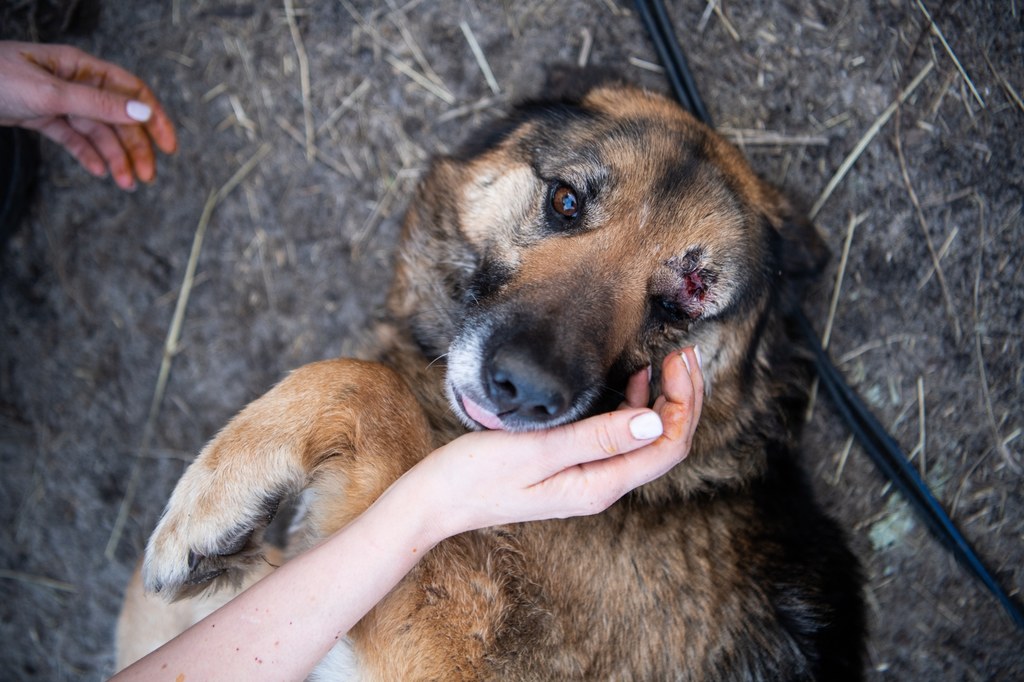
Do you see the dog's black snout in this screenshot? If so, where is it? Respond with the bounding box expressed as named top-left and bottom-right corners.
top-left (487, 347), bottom-right (571, 421)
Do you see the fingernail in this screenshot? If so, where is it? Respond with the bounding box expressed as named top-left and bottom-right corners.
top-left (680, 352), bottom-right (691, 373)
top-left (629, 412), bottom-right (663, 440)
top-left (126, 100), bottom-right (152, 122)
top-left (694, 345), bottom-right (703, 372)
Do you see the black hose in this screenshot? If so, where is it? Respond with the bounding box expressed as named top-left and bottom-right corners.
top-left (633, 0), bottom-right (713, 126)
top-left (796, 310), bottom-right (1024, 630)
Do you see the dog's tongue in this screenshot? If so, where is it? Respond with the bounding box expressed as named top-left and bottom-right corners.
top-left (462, 395), bottom-right (505, 430)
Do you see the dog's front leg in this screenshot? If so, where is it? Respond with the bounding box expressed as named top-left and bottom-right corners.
top-left (142, 358), bottom-right (433, 600)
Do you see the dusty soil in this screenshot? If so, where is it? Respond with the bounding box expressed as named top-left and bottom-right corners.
top-left (1, 0), bottom-right (1021, 679)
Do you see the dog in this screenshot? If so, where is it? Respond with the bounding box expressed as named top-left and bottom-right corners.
top-left (117, 79), bottom-right (865, 680)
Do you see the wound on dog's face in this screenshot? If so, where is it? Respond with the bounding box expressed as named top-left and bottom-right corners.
top-left (651, 249), bottom-right (717, 321)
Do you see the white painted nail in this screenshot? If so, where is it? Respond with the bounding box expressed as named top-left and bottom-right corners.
top-left (680, 352), bottom-right (691, 373)
top-left (694, 345), bottom-right (703, 372)
top-left (629, 412), bottom-right (663, 440)
top-left (126, 100), bottom-right (152, 122)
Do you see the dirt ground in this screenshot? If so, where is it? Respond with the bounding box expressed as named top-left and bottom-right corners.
top-left (1, 0), bottom-right (1021, 679)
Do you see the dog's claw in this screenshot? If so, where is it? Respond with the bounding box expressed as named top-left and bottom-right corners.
top-left (184, 567), bottom-right (227, 586)
top-left (143, 483), bottom-right (287, 600)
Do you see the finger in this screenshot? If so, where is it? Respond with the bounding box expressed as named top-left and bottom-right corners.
top-left (544, 423), bottom-right (688, 512)
top-left (596, 353), bottom-right (704, 486)
top-left (30, 117), bottom-right (107, 178)
top-left (679, 346), bottom-right (705, 441)
top-left (531, 408), bottom-right (664, 478)
top-left (685, 345), bottom-right (706, 402)
top-left (140, 93), bottom-right (178, 155)
top-left (48, 79), bottom-right (152, 126)
top-left (620, 365), bottom-right (651, 409)
top-left (71, 52), bottom-right (179, 155)
top-left (663, 348), bottom-right (701, 402)
top-left (114, 122), bottom-right (158, 184)
top-left (652, 351), bottom-right (697, 442)
top-left (43, 45), bottom-right (178, 155)
top-left (104, 81), bottom-right (178, 156)
top-left (67, 116), bottom-right (134, 189)
top-left (579, 440), bottom-right (682, 494)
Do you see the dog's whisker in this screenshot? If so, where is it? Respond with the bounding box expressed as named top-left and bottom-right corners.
top-left (425, 353), bottom-right (449, 370)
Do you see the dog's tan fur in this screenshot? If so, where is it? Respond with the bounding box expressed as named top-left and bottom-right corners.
top-left (118, 82), bottom-right (863, 680)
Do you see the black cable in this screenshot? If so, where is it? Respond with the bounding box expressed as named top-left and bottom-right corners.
top-left (633, 0), bottom-right (712, 127)
top-left (634, 0), bottom-right (1024, 633)
top-left (797, 310), bottom-right (1024, 630)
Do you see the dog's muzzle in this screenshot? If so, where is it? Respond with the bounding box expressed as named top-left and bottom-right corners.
top-left (445, 319), bottom-right (600, 432)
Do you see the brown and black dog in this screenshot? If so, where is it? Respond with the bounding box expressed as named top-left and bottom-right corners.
top-left (117, 81), bottom-right (864, 680)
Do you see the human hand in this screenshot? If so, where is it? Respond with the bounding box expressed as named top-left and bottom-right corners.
top-left (418, 347), bottom-right (704, 537)
top-left (0, 41), bottom-right (177, 190)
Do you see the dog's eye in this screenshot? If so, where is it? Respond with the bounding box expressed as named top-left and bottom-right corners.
top-left (652, 295), bottom-right (684, 322)
top-left (550, 183), bottom-right (580, 219)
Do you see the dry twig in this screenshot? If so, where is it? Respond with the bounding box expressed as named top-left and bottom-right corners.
top-left (387, 54), bottom-right (456, 104)
top-left (832, 435), bottom-right (855, 486)
top-left (460, 21), bottom-right (501, 95)
top-left (0, 569), bottom-right (76, 593)
top-left (916, 376), bottom-right (927, 478)
top-left (894, 120), bottom-right (962, 343)
top-left (805, 211), bottom-right (868, 423)
top-left (278, 115), bottom-right (358, 178)
top-left (916, 225), bottom-right (958, 290)
top-left (578, 27), bottom-right (594, 68)
top-left (810, 62), bottom-right (934, 220)
top-left (915, 0), bottom-right (985, 108)
top-left (822, 211), bottom-right (870, 349)
top-left (982, 50), bottom-right (1024, 114)
top-left (388, 3), bottom-right (446, 88)
top-left (970, 196), bottom-right (1020, 474)
top-left (720, 128), bottom-right (829, 147)
top-left (317, 78), bottom-right (372, 135)
top-left (629, 56), bottom-right (665, 73)
top-left (436, 96), bottom-right (498, 123)
top-left (284, 0), bottom-right (316, 161)
top-left (342, 0), bottom-right (454, 103)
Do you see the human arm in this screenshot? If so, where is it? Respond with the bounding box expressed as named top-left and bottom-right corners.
top-left (0, 41), bottom-right (177, 190)
top-left (111, 347), bottom-right (703, 682)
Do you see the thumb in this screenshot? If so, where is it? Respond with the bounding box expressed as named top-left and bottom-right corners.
top-left (55, 80), bottom-right (152, 124)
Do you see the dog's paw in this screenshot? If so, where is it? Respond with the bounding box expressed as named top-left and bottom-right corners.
top-left (142, 474), bottom-right (286, 601)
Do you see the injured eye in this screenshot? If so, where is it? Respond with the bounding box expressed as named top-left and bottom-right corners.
top-left (652, 294), bottom-right (684, 322)
top-left (549, 183), bottom-right (581, 219)
top-left (650, 251), bottom-right (718, 322)
top-left (682, 268), bottom-right (709, 305)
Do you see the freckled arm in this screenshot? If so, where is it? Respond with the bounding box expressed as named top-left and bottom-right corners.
top-left (112, 472), bottom-right (441, 682)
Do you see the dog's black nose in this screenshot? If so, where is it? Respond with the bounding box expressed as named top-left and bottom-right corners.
top-left (486, 347), bottom-right (571, 421)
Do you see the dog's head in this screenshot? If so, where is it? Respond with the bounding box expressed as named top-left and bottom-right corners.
top-left (390, 83), bottom-right (826, 435)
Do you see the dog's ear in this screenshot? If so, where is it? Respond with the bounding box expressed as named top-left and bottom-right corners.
top-left (452, 68), bottom-right (618, 162)
top-left (542, 64), bottom-right (631, 103)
